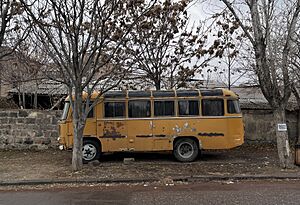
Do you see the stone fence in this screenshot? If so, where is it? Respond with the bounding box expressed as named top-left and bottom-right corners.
top-left (0, 108), bottom-right (298, 150)
top-left (0, 109), bottom-right (61, 150)
top-left (243, 109), bottom-right (298, 143)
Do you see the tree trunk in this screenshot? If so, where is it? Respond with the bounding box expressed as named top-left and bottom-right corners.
top-left (292, 85), bottom-right (300, 144)
top-left (155, 80), bottom-right (161, 90)
top-left (18, 89), bottom-right (22, 108)
top-left (274, 107), bottom-right (293, 168)
top-left (34, 80), bottom-right (38, 109)
top-left (22, 91), bottom-right (26, 109)
top-left (227, 53), bottom-right (231, 90)
top-left (71, 88), bottom-right (84, 171)
top-left (0, 77), bottom-right (2, 96)
top-left (72, 119), bottom-right (84, 171)
top-left (297, 109), bottom-right (300, 144)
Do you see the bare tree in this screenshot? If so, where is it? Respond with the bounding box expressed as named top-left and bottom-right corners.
top-left (209, 11), bottom-right (248, 89)
top-left (0, 0), bottom-right (31, 95)
top-left (292, 85), bottom-right (300, 144)
top-left (291, 32), bottom-right (300, 144)
top-left (21, 0), bottom-right (154, 171)
top-left (220, 0), bottom-right (300, 168)
top-left (124, 0), bottom-right (221, 90)
top-left (0, 49), bottom-right (41, 108)
top-left (0, 0), bottom-right (29, 56)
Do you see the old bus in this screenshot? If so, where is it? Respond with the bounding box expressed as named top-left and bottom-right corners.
top-left (58, 89), bottom-right (244, 162)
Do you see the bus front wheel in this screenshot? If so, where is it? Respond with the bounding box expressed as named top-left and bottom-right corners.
top-left (82, 139), bottom-right (100, 163)
top-left (173, 138), bottom-right (199, 162)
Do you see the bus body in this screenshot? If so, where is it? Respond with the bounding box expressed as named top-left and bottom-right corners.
top-left (59, 89), bottom-right (244, 162)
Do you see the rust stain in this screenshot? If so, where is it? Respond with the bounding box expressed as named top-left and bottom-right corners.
top-left (104, 127), bottom-right (121, 137)
top-left (104, 121), bottom-right (122, 138)
top-left (105, 121), bottom-right (114, 125)
top-left (116, 122), bottom-right (125, 128)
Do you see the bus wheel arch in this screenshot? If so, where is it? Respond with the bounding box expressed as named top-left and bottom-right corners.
top-left (82, 137), bottom-right (101, 163)
top-left (173, 137), bottom-right (200, 162)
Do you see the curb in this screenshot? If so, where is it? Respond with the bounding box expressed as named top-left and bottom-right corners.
top-left (1, 175), bottom-right (300, 186)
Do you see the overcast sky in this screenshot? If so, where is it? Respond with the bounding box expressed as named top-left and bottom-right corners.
top-left (186, 0), bottom-right (251, 87)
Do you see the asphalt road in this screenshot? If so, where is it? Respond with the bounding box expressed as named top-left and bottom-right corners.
top-left (1, 181), bottom-right (300, 205)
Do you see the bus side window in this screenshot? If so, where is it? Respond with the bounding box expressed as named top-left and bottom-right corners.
top-left (202, 99), bottom-right (224, 116)
top-left (227, 100), bottom-right (241, 114)
top-left (128, 100), bottom-right (151, 118)
top-left (178, 100), bottom-right (199, 116)
top-left (154, 101), bottom-right (175, 116)
top-left (104, 102), bottom-right (125, 118)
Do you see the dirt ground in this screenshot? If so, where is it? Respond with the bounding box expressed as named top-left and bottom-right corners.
top-left (0, 144), bottom-right (300, 183)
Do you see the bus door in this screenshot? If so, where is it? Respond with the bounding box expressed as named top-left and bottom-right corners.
top-left (127, 100), bottom-right (153, 151)
top-left (200, 98), bottom-right (228, 149)
top-left (152, 119), bottom-right (174, 151)
top-left (83, 105), bottom-right (97, 137)
top-left (152, 100), bottom-right (176, 151)
top-left (101, 101), bottom-right (128, 152)
top-left (66, 105), bottom-right (74, 147)
top-left (66, 121), bottom-right (73, 147)
top-left (65, 103), bottom-right (97, 147)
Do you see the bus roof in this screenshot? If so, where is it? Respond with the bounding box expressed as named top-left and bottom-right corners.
top-left (65, 88), bottom-right (238, 101)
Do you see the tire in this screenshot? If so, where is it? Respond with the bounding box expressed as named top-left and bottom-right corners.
top-left (82, 139), bottom-right (100, 163)
top-left (173, 138), bottom-right (199, 162)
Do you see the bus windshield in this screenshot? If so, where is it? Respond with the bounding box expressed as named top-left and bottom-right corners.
top-left (227, 100), bottom-right (241, 114)
top-left (61, 102), bottom-right (70, 120)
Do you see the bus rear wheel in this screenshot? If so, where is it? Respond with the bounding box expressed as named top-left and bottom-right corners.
top-left (173, 138), bottom-right (199, 162)
top-left (82, 139), bottom-right (100, 163)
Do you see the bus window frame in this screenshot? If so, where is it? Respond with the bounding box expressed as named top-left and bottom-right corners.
top-left (177, 98), bottom-right (200, 117)
top-left (64, 101), bottom-right (95, 120)
top-left (201, 98), bottom-right (225, 116)
top-left (153, 99), bottom-right (176, 117)
top-left (61, 101), bottom-right (70, 120)
top-left (128, 99), bottom-right (151, 118)
top-left (103, 100), bottom-right (126, 119)
top-left (226, 98), bottom-right (241, 114)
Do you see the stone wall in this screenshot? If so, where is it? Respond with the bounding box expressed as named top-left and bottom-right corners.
top-left (242, 109), bottom-right (299, 143)
top-left (0, 108), bottom-right (298, 149)
top-left (0, 109), bottom-right (62, 149)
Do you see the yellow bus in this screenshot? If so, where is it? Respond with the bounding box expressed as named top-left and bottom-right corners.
top-left (59, 89), bottom-right (244, 163)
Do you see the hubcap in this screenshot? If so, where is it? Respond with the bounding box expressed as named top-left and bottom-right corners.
top-left (178, 142), bottom-right (194, 159)
top-left (82, 144), bottom-right (97, 161)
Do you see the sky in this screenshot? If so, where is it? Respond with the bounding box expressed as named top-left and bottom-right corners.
top-left (186, 0), bottom-right (252, 87)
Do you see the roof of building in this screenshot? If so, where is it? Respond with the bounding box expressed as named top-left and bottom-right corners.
top-left (8, 79), bottom-right (68, 96)
top-left (7, 80), bottom-right (299, 111)
top-left (231, 86), bottom-right (298, 111)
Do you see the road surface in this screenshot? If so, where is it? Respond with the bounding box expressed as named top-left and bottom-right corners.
top-left (1, 181), bottom-right (300, 205)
